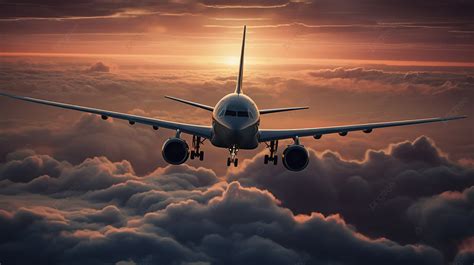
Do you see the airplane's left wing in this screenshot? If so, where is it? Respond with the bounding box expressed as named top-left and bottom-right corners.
top-left (0, 92), bottom-right (212, 139)
top-left (258, 116), bottom-right (466, 142)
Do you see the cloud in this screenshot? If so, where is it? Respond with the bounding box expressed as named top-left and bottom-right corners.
top-left (228, 136), bottom-right (474, 260)
top-left (308, 67), bottom-right (474, 94)
top-left (0, 149), bottom-right (69, 182)
top-left (85, 62), bottom-right (110, 73)
top-left (407, 186), bottom-right (474, 259)
top-left (1, 135), bottom-right (473, 264)
top-left (0, 180), bottom-right (445, 265)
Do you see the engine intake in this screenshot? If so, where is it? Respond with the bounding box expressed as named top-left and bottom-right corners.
top-left (162, 137), bottom-right (189, 165)
top-left (282, 144), bottom-right (309, 171)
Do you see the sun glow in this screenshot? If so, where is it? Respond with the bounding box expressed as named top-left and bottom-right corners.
top-left (223, 56), bottom-right (239, 66)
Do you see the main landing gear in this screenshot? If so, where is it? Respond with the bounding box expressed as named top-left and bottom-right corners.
top-left (227, 145), bottom-right (239, 167)
top-left (264, 140), bottom-right (278, 165)
top-left (190, 135), bottom-right (205, 161)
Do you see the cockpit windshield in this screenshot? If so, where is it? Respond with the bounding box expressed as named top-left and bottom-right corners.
top-left (222, 109), bottom-right (251, 118)
top-left (237, 111), bottom-right (249, 117)
top-left (225, 110), bottom-right (236, 116)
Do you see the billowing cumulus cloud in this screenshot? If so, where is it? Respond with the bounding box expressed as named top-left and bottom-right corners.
top-left (228, 136), bottom-right (474, 261)
top-left (0, 136), bottom-right (473, 264)
top-left (407, 186), bottom-right (474, 259)
top-left (0, 177), bottom-right (445, 265)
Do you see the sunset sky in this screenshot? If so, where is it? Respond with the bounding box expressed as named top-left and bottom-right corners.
top-left (0, 1), bottom-right (473, 265)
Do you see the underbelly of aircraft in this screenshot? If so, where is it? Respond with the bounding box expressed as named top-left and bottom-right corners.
top-left (210, 121), bottom-right (259, 149)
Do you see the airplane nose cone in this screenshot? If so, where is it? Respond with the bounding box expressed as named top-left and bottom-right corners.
top-left (222, 120), bottom-right (245, 131)
top-left (221, 121), bottom-right (246, 141)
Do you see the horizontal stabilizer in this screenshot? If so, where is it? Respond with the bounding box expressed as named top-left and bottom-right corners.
top-left (165, 96), bottom-right (214, 111)
top-left (260, 106), bottom-right (309, 114)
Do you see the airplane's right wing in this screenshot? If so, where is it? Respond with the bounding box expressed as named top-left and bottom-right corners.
top-left (0, 92), bottom-right (213, 139)
top-left (258, 116), bottom-right (467, 142)
top-left (260, 106), bottom-right (309, 114)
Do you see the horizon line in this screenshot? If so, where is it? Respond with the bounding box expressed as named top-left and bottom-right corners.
top-left (1, 52), bottom-right (474, 67)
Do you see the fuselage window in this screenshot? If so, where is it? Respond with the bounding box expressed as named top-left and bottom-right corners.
top-left (225, 110), bottom-right (237, 116)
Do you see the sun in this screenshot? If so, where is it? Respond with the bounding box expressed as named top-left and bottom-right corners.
top-left (223, 56), bottom-right (239, 66)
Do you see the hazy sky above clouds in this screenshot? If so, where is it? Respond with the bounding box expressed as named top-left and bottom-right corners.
top-left (0, 0), bottom-right (473, 63)
top-left (0, 1), bottom-right (473, 265)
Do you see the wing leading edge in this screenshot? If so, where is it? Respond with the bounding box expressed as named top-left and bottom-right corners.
top-left (258, 116), bottom-right (467, 142)
top-left (0, 92), bottom-right (212, 139)
top-left (260, 106), bottom-right (309, 114)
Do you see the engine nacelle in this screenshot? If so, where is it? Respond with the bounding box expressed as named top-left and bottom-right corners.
top-left (282, 144), bottom-right (309, 171)
top-left (162, 137), bottom-right (189, 165)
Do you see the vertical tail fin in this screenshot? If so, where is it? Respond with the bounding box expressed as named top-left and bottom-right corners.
top-left (235, 25), bottom-right (246, 94)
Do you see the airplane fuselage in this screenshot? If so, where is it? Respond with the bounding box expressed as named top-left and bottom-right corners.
top-left (211, 93), bottom-right (260, 149)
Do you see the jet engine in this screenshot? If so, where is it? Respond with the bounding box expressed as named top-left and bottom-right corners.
top-left (162, 137), bottom-right (189, 165)
top-left (282, 144), bottom-right (309, 171)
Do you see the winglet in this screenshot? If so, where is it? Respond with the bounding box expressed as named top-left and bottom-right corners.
top-left (235, 25), bottom-right (246, 95)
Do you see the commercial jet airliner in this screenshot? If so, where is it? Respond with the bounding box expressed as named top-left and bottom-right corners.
top-left (0, 26), bottom-right (467, 171)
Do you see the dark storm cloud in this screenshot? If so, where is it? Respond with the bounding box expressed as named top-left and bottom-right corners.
top-left (407, 186), bottom-right (474, 259)
top-left (0, 149), bottom-right (69, 182)
top-left (0, 153), bottom-right (136, 196)
top-left (0, 150), bottom-right (220, 198)
top-left (0, 206), bottom-right (203, 265)
top-left (453, 238), bottom-right (474, 265)
top-left (1, 134), bottom-right (473, 264)
top-left (71, 205), bottom-right (127, 227)
top-left (0, 178), bottom-right (445, 265)
top-left (228, 136), bottom-right (474, 261)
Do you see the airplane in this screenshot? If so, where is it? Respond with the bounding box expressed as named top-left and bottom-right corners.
top-left (0, 26), bottom-right (467, 171)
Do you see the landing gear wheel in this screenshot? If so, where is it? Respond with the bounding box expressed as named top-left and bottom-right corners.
top-left (227, 145), bottom-right (239, 167)
top-left (264, 140), bottom-right (279, 166)
top-left (191, 135), bottom-right (205, 161)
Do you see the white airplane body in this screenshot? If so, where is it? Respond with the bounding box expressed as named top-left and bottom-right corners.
top-left (0, 26), bottom-right (467, 171)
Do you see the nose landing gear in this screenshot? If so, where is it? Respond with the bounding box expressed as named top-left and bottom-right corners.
top-left (190, 135), bottom-right (205, 161)
top-left (227, 145), bottom-right (239, 167)
top-left (264, 140), bottom-right (278, 165)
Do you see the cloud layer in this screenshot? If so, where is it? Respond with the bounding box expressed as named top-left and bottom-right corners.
top-left (0, 136), bottom-right (473, 264)
top-left (0, 56), bottom-right (472, 264)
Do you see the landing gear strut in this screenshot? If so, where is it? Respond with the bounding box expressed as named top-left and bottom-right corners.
top-left (264, 140), bottom-right (278, 165)
top-left (190, 135), bottom-right (204, 161)
top-left (227, 145), bottom-right (239, 167)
